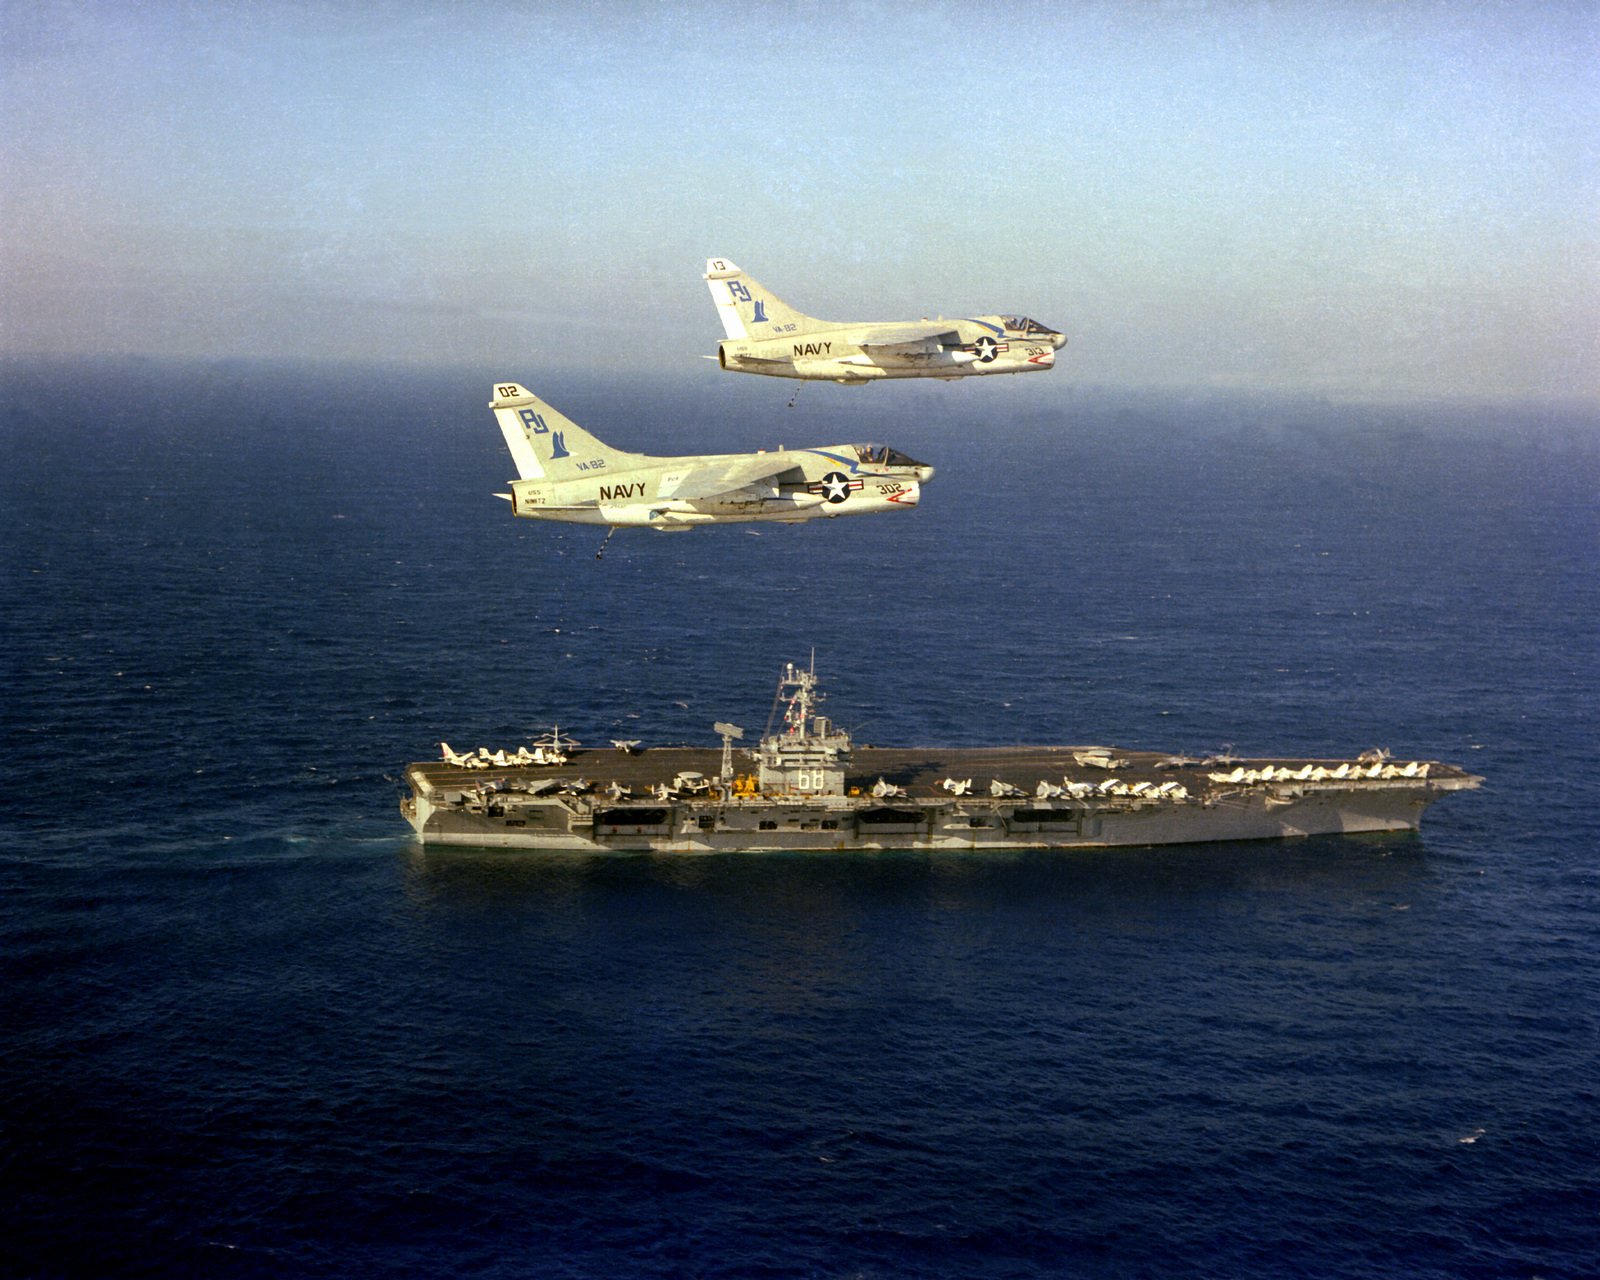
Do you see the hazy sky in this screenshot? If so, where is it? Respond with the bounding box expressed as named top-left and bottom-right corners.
top-left (3, 0), bottom-right (1596, 402)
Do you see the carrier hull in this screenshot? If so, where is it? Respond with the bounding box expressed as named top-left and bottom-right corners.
top-left (400, 744), bottom-right (1480, 854)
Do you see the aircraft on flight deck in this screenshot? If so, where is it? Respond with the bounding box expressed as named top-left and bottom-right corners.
top-left (488, 382), bottom-right (934, 557)
top-left (704, 257), bottom-right (1067, 384)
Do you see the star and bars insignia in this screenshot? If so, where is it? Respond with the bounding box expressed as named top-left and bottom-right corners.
top-left (808, 471), bottom-right (864, 504)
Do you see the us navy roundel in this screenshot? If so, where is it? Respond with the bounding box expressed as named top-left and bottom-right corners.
top-left (809, 472), bottom-right (863, 504)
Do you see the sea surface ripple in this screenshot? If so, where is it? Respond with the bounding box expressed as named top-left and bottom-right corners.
top-left (1, 360), bottom-right (1596, 1278)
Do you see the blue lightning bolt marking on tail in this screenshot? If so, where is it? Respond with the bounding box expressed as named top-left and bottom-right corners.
top-left (551, 431), bottom-right (570, 459)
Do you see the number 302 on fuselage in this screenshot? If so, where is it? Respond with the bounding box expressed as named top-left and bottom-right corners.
top-left (489, 383), bottom-right (933, 535)
top-left (704, 258), bottom-right (1066, 383)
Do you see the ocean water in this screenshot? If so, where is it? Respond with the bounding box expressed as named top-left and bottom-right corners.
top-left (1, 358), bottom-right (1596, 1278)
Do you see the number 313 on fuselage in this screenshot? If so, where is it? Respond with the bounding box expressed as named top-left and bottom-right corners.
top-left (704, 258), bottom-right (1067, 384)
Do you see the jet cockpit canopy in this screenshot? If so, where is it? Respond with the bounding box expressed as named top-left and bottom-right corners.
top-left (854, 444), bottom-right (925, 468)
top-left (1000, 316), bottom-right (1057, 337)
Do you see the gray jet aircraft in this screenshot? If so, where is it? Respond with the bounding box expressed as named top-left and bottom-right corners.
top-left (704, 257), bottom-right (1066, 383)
top-left (489, 382), bottom-right (934, 555)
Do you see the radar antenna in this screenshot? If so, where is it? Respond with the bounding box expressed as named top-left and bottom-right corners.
top-left (714, 722), bottom-right (745, 781)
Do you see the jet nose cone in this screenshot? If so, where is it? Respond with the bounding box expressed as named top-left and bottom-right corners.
top-left (1050, 331), bottom-right (1068, 350)
top-left (917, 464), bottom-right (936, 483)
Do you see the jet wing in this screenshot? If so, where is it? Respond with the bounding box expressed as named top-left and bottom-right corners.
top-left (857, 328), bottom-right (964, 356)
top-left (655, 456), bottom-right (806, 502)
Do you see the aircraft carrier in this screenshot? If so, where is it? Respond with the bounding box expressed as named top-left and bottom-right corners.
top-left (400, 662), bottom-right (1481, 853)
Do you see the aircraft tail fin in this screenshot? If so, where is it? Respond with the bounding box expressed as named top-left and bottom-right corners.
top-left (489, 382), bottom-right (645, 483)
top-left (704, 257), bottom-right (826, 339)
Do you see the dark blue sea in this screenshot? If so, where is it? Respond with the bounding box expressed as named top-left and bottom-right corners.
top-left (2, 358), bottom-right (1596, 1278)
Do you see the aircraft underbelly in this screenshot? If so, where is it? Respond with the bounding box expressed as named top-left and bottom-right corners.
top-left (793, 358), bottom-right (884, 381)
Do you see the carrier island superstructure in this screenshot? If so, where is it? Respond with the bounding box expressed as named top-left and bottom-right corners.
top-left (400, 662), bottom-right (1480, 853)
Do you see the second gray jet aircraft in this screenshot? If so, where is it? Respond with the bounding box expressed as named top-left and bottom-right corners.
top-left (705, 257), bottom-right (1066, 384)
